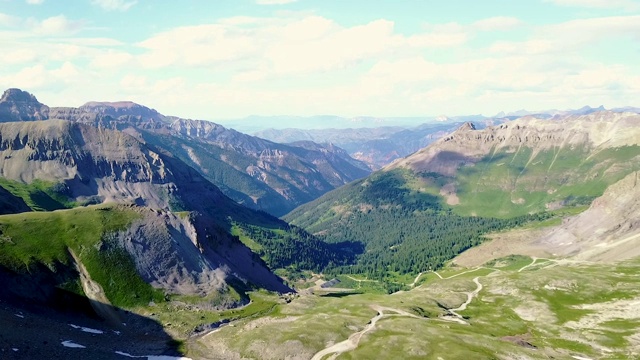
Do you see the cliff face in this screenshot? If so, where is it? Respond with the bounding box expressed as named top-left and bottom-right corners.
top-left (0, 120), bottom-right (174, 208)
top-left (539, 171), bottom-right (640, 262)
top-left (156, 118), bottom-right (371, 215)
top-left (79, 101), bottom-right (166, 123)
top-left (0, 120), bottom-right (292, 295)
top-left (388, 112), bottom-right (640, 176)
top-left (0, 88), bottom-right (49, 122)
top-left (30, 96), bottom-right (371, 216)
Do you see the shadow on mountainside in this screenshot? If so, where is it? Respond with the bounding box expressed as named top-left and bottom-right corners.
top-left (0, 264), bottom-right (185, 360)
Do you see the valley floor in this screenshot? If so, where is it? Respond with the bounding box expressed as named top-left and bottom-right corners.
top-left (188, 255), bottom-right (640, 360)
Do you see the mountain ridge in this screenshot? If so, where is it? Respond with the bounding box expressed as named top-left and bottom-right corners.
top-left (0, 88), bottom-right (371, 216)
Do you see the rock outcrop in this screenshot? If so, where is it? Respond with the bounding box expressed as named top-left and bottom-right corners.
top-left (0, 120), bottom-right (291, 294)
top-left (387, 112), bottom-right (640, 176)
top-left (32, 94), bottom-right (371, 216)
top-left (0, 88), bottom-right (49, 122)
top-left (539, 171), bottom-right (640, 262)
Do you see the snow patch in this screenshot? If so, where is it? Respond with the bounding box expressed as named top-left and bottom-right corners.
top-left (14, 313), bottom-right (24, 318)
top-left (115, 351), bottom-right (192, 360)
top-left (69, 323), bottom-right (104, 334)
top-left (61, 340), bottom-right (86, 349)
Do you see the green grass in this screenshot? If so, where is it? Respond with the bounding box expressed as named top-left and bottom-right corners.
top-left (484, 255), bottom-right (533, 271)
top-left (231, 224), bottom-right (263, 252)
top-left (543, 338), bottom-right (595, 355)
top-left (151, 290), bottom-right (280, 337)
top-left (451, 145), bottom-right (640, 218)
top-left (0, 178), bottom-right (76, 211)
top-left (192, 257), bottom-right (640, 359)
top-left (0, 204), bottom-right (163, 308)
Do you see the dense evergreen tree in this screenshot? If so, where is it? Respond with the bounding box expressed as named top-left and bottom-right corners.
top-left (282, 169), bottom-right (550, 281)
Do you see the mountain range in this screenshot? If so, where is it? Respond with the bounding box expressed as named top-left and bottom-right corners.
top-left (0, 89), bottom-right (370, 216)
top-left (254, 120), bottom-right (513, 170)
top-left (285, 111), bottom-right (640, 279)
top-left (2, 86), bottom-right (640, 358)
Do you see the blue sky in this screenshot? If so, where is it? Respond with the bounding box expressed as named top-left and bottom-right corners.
top-left (0, 0), bottom-right (639, 120)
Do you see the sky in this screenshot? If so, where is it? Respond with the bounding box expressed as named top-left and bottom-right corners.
top-left (0, 0), bottom-right (639, 121)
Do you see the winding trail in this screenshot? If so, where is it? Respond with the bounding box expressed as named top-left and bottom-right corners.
top-left (312, 271), bottom-right (492, 359)
top-left (518, 257), bottom-right (539, 272)
top-left (409, 272), bottom-right (424, 288)
top-left (433, 267), bottom-right (488, 281)
top-left (310, 306), bottom-right (421, 360)
top-left (448, 277), bottom-right (483, 323)
top-left (518, 257), bottom-right (557, 272)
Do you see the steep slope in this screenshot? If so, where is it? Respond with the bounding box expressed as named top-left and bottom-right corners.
top-left (539, 170), bottom-right (640, 261)
top-left (386, 112), bottom-right (640, 217)
top-left (0, 185), bottom-right (31, 214)
top-left (255, 120), bottom-right (510, 169)
top-left (0, 119), bottom-right (292, 299)
top-left (37, 93), bottom-right (372, 216)
top-left (454, 170), bottom-right (640, 267)
top-left (0, 88), bottom-right (49, 122)
top-left (285, 112), bottom-right (640, 279)
top-left (155, 118), bottom-right (370, 215)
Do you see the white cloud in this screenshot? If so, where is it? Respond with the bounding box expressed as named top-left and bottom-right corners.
top-left (136, 15), bottom-right (468, 75)
top-left (489, 15), bottom-right (640, 55)
top-left (1, 10), bottom-right (639, 119)
top-left (92, 0), bottom-right (137, 11)
top-left (256, 0), bottom-right (297, 5)
top-left (65, 37), bottom-right (124, 47)
top-left (0, 62), bottom-right (85, 90)
top-left (90, 50), bottom-right (133, 69)
top-left (0, 13), bottom-right (20, 27)
top-left (473, 16), bottom-right (523, 31)
top-left (29, 15), bottom-right (84, 35)
top-left (0, 48), bottom-right (38, 65)
top-left (545, 0), bottom-right (640, 11)
top-left (26, 0), bottom-right (44, 4)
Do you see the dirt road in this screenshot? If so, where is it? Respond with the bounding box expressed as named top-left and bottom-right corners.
top-left (450, 277), bottom-right (482, 316)
top-left (310, 305), bottom-right (422, 360)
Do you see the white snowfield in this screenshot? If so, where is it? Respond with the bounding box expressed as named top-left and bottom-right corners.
top-left (61, 340), bottom-right (86, 349)
top-left (69, 323), bottom-right (105, 334)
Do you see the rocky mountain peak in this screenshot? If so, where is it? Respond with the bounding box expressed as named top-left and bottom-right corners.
top-left (0, 88), bottom-right (49, 122)
top-left (1, 88), bottom-right (38, 103)
top-left (79, 101), bottom-right (164, 122)
top-left (170, 118), bottom-right (227, 139)
top-left (386, 111), bottom-right (640, 175)
top-left (457, 122), bottom-right (476, 131)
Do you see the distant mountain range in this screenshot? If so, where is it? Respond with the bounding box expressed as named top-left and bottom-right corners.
top-left (251, 105), bottom-right (640, 170)
top-left (286, 111), bottom-right (640, 276)
top-left (2, 86), bottom-right (640, 358)
top-left (0, 88), bottom-right (370, 216)
top-left (218, 105), bottom-right (640, 133)
top-left (255, 119), bottom-right (511, 169)
top-left (218, 114), bottom-right (487, 133)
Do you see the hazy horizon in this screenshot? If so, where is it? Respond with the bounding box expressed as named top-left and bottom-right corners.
top-left (0, 0), bottom-right (638, 120)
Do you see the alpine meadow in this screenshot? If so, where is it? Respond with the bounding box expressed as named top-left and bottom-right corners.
top-left (1, 1), bottom-right (640, 359)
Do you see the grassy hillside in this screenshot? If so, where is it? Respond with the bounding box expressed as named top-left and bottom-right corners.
top-left (444, 145), bottom-right (640, 218)
top-left (0, 178), bottom-right (75, 212)
top-left (285, 169), bottom-right (549, 285)
top-left (192, 256), bottom-right (640, 359)
top-left (284, 141), bottom-right (640, 282)
top-left (0, 204), bottom-right (163, 308)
